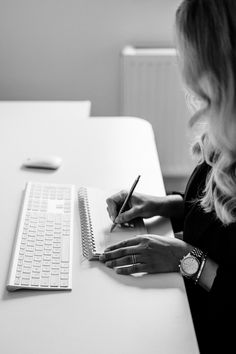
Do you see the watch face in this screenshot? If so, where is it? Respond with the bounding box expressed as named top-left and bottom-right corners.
top-left (181, 256), bottom-right (200, 276)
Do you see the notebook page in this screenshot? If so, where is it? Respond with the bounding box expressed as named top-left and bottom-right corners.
top-left (87, 188), bottom-right (147, 255)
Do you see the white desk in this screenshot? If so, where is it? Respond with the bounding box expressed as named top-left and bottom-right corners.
top-left (0, 103), bottom-right (199, 354)
top-left (0, 100), bottom-right (91, 120)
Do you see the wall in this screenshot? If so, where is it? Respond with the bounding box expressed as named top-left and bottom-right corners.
top-left (0, 0), bottom-right (181, 115)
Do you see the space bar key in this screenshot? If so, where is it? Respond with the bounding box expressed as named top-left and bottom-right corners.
top-left (61, 237), bottom-right (70, 262)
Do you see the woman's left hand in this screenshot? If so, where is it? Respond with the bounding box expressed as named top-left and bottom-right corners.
top-left (99, 235), bottom-right (193, 275)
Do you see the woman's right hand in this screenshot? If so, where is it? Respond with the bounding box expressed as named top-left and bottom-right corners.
top-left (106, 191), bottom-right (172, 224)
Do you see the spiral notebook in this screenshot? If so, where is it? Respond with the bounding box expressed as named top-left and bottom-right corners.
top-left (78, 187), bottom-right (147, 260)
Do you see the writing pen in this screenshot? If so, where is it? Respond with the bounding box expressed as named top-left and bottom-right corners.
top-left (110, 175), bottom-right (141, 233)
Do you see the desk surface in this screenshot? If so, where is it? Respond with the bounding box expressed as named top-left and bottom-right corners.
top-left (0, 103), bottom-right (199, 354)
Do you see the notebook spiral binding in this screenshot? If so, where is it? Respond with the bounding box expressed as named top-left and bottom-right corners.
top-left (78, 187), bottom-right (97, 260)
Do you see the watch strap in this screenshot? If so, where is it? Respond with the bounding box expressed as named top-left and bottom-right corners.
top-left (194, 251), bottom-right (207, 284)
top-left (190, 247), bottom-right (204, 259)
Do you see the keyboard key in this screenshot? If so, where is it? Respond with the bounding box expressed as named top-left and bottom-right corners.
top-left (40, 277), bottom-right (49, 287)
top-left (60, 280), bottom-right (69, 287)
top-left (21, 278), bottom-right (30, 286)
top-left (15, 277), bottom-right (21, 285)
top-left (50, 275), bottom-right (60, 287)
top-left (31, 278), bottom-right (40, 286)
top-left (60, 274), bottom-right (69, 280)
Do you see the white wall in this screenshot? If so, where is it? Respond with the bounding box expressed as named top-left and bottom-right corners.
top-left (0, 0), bottom-right (181, 115)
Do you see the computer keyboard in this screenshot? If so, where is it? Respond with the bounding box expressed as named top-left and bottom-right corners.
top-left (7, 182), bottom-right (75, 291)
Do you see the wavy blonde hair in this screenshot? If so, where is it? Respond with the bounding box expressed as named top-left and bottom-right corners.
top-left (176, 0), bottom-right (236, 225)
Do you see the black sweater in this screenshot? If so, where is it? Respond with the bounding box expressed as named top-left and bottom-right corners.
top-left (175, 162), bottom-right (236, 354)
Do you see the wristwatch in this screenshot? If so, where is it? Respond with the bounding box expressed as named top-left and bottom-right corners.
top-left (179, 247), bottom-right (207, 284)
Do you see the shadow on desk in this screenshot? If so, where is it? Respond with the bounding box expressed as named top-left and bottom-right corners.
top-left (80, 216), bottom-right (182, 291)
top-left (1, 287), bottom-right (70, 301)
top-left (83, 260), bottom-right (185, 292)
top-left (2, 217), bottom-right (182, 300)
top-left (20, 166), bottom-right (59, 174)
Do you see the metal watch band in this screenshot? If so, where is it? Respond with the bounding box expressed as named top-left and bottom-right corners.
top-left (191, 247), bottom-right (207, 284)
top-left (190, 247), bottom-right (204, 260)
top-left (194, 253), bottom-right (207, 284)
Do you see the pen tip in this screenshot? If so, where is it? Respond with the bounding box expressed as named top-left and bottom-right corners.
top-left (110, 223), bottom-right (116, 233)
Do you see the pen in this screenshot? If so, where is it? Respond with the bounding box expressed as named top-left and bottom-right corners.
top-left (110, 175), bottom-right (141, 233)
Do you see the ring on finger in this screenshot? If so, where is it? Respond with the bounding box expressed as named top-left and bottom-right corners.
top-left (132, 262), bottom-right (137, 273)
top-left (131, 254), bottom-right (137, 265)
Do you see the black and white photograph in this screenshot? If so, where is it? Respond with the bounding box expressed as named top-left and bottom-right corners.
top-left (0, 1), bottom-right (235, 353)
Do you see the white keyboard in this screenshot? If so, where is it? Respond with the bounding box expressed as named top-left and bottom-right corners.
top-left (7, 182), bottom-right (75, 291)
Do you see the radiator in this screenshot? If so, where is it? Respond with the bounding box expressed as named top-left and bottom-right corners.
top-left (121, 46), bottom-right (194, 176)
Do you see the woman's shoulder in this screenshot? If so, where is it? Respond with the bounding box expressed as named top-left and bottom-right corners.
top-left (184, 160), bottom-right (211, 200)
top-left (191, 160), bottom-right (211, 180)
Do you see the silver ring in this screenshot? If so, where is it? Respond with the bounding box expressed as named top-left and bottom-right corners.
top-left (132, 254), bottom-right (136, 265)
top-left (131, 254), bottom-right (137, 273)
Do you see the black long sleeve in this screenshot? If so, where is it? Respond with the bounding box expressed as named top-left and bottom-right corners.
top-left (182, 162), bottom-right (236, 353)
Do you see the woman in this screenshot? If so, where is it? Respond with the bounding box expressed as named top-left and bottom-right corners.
top-left (100, 0), bottom-right (236, 352)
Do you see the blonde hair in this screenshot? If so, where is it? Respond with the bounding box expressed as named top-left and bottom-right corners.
top-left (176, 0), bottom-right (236, 225)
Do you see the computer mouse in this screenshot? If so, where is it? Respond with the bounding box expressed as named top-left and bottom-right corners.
top-left (23, 156), bottom-right (62, 170)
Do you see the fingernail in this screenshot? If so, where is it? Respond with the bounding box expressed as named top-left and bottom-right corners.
top-left (100, 252), bottom-right (111, 261)
top-left (99, 254), bottom-right (105, 262)
top-left (115, 216), bottom-right (122, 223)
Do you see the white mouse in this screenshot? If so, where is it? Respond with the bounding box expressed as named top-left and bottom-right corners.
top-left (23, 156), bottom-right (62, 170)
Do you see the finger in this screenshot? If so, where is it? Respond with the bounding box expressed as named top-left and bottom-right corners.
top-left (105, 254), bottom-right (144, 268)
top-left (115, 206), bottom-right (140, 224)
top-left (116, 263), bottom-right (148, 275)
top-left (100, 244), bottom-right (141, 262)
top-left (106, 190), bottom-right (128, 213)
top-left (107, 190), bottom-right (128, 205)
top-left (106, 206), bottom-right (111, 219)
top-left (104, 236), bottom-right (143, 252)
top-left (106, 206), bottom-right (115, 222)
top-left (106, 191), bottom-right (128, 221)
top-left (106, 198), bottom-right (118, 221)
